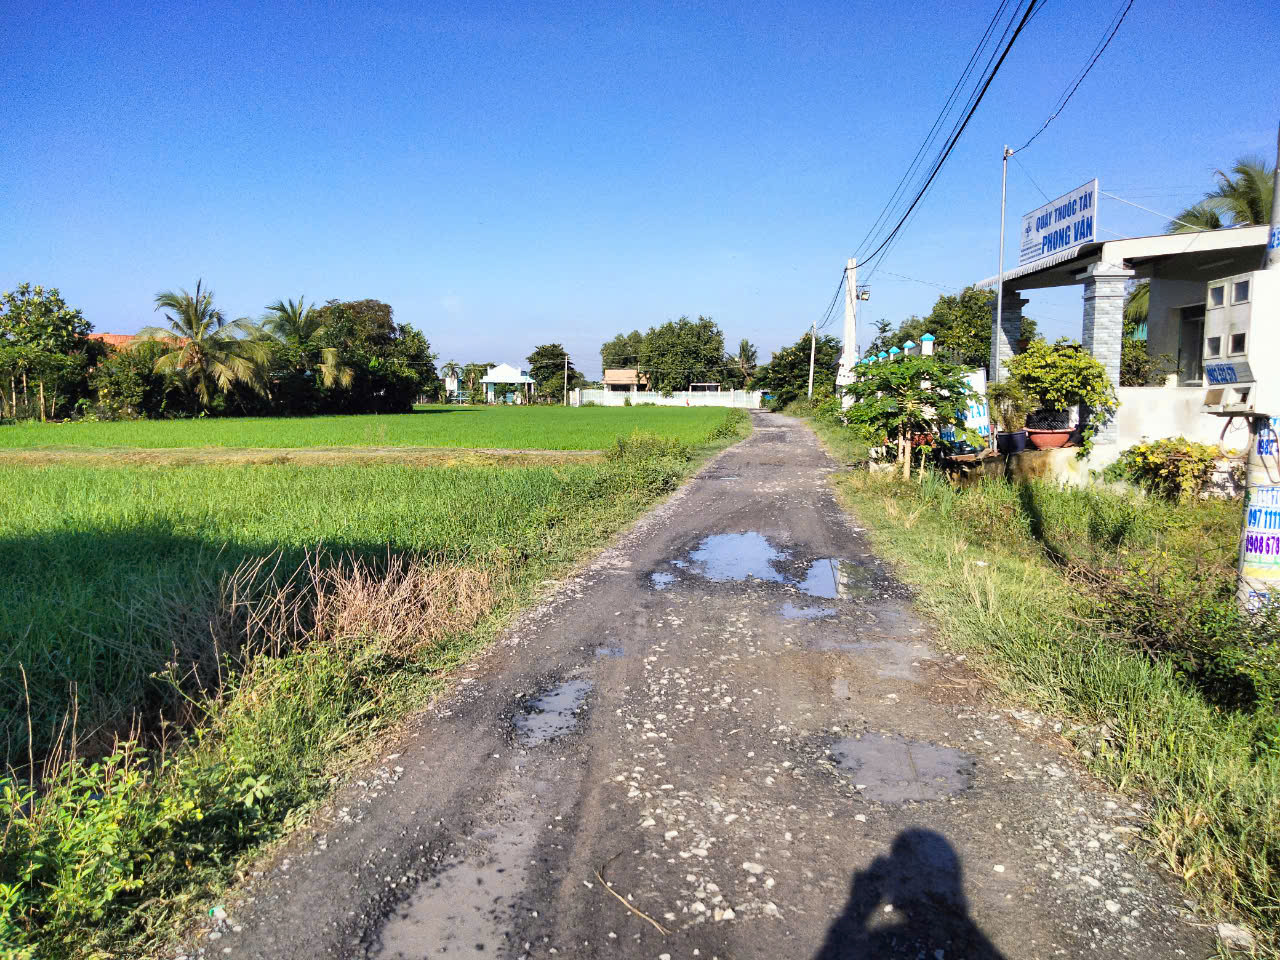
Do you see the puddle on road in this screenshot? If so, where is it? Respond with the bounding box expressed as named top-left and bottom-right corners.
top-left (829, 734), bottom-right (975, 803)
top-left (809, 635), bottom-right (934, 679)
top-left (780, 602), bottom-right (837, 620)
top-left (594, 645), bottom-right (624, 658)
top-left (513, 679), bottom-right (591, 746)
top-left (796, 559), bottom-right (876, 599)
top-left (649, 571), bottom-right (677, 590)
top-left (686, 532), bottom-right (787, 583)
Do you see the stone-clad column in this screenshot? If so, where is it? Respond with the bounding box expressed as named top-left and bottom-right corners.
top-left (989, 286), bottom-right (1028, 381)
top-left (1081, 262), bottom-right (1133, 445)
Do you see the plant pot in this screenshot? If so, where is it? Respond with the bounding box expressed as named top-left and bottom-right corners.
top-left (1026, 428), bottom-right (1073, 450)
top-left (996, 430), bottom-right (1028, 455)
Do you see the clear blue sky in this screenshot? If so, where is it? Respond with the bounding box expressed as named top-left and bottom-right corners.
top-left (4, 0), bottom-right (1277, 377)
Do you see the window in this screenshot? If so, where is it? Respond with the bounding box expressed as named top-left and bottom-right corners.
top-left (1233, 279), bottom-right (1250, 303)
top-left (1205, 336), bottom-right (1221, 358)
top-left (1210, 286), bottom-right (1225, 307)
top-left (1230, 332), bottom-right (1247, 355)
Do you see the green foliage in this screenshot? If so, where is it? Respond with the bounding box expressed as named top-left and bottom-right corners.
top-left (600, 330), bottom-right (644, 371)
top-left (1005, 338), bottom-right (1117, 453)
top-left (864, 286), bottom-right (1039, 370)
top-left (0, 284), bottom-right (90, 354)
top-left (844, 353), bottom-right (978, 475)
top-left (1171, 156), bottom-right (1275, 233)
top-left (310, 299), bottom-right (439, 414)
top-left (986, 379), bottom-right (1031, 433)
top-left (525, 344), bottom-right (582, 401)
top-left (0, 284), bottom-right (100, 420)
top-left (751, 332), bottom-right (842, 409)
top-left (1105, 437), bottom-right (1224, 502)
top-left (601, 317), bottom-right (728, 392)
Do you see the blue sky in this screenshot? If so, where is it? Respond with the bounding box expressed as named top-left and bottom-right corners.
top-left (4, 0), bottom-right (1277, 377)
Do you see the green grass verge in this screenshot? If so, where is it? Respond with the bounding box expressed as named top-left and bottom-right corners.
top-left (0, 406), bottom-right (734, 451)
top-left (829, 462), bottom-right (1280, 946)
top-left (0, 410), bottom-right (751, 960)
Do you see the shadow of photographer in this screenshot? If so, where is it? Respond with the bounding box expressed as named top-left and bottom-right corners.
top-left (814, 828), bottom-right (1007, 960)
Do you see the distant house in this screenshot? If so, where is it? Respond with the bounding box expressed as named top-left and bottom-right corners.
top-left (89, 333), bottom-right (137, 349)
top-left (478, 363), bottom-right (536, 404)
top-left (602, 368), bottom-right (650, 392)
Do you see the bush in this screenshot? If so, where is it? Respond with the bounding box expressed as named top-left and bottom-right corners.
top-left (1104, 437), bottom-right (1223, 502)
top-left (1005, 339), bottom-right (1117, 452)
top-left (705, 408), bottom-right (749, 441)
top-left (607, 429), bottom-right (693, 463)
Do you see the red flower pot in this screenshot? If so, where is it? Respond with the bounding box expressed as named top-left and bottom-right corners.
top-left (1026, 428), bottom-right (1073, 450)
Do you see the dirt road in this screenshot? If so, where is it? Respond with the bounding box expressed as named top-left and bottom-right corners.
top-left (212, 413), bottom-right (1207, 959)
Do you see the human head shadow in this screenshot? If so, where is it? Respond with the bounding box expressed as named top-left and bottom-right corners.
top-left (814, 828), bottom-right (1007, 960)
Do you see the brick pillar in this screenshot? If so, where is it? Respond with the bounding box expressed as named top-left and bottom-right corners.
top-left (989, 287), bottom-right (1027, 381)
top-left (1081, 263), bottom-right (1133, 445)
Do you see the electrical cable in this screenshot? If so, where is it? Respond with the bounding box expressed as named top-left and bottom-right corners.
top-left (1012, 0), bottom-right (1134, 154)
top-left (855, 0), bottom-right (1043, 273)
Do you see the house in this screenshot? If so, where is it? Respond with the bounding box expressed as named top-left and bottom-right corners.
top-left (478, 363), bottom-right (536, 404)
top-left (601, 368), bottom-right (650, 392)
top-left (979, 223), bottom-right (1270, 465)
top-left (89, 333), bottom-right (138, 349)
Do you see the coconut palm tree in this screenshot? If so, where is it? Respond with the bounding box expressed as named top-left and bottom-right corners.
top-left (1170, 157), bottom-right (1275, 233)
top-left (733, 339), bottom-right (757, 383)
top-left (441, 360), bottom-right (463, 380)
top-left (263, 295), bottom-right (353, 389)
top-left (136, 281), bottom-right (270, 410)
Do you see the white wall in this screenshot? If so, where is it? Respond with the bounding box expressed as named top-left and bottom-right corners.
top-left (576, 389), bottom-right (762, 408)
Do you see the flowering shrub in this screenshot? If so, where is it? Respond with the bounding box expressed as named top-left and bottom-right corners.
top-left (1107, 437), bottom-right (1222, 501)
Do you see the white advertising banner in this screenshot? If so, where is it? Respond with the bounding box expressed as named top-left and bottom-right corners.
top-left (1019, 179), bottom-right (1098, 268)
top-left (938, 369), bottom-right (991, 446)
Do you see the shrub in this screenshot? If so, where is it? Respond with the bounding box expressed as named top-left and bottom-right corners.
top-left (705, 408), bottom-right (749, 441)
top-left (986, 379), bottom-right (1031, 433)
top-left (607, 429), bottom-right (693, 463)
top-left (1005, 339), bottom-right (1117, 452)
top-left (1105, 437), bottom-right (1223, 502)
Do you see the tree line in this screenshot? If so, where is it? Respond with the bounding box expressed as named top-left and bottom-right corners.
top-left (0, 282), bottom-right (440, 420)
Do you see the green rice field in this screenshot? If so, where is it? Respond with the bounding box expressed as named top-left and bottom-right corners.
top-left (0, 405), bottom-right (732, 451)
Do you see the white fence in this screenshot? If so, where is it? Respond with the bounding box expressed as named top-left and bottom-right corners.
top-left (575, 389), bottom-right (763, 408)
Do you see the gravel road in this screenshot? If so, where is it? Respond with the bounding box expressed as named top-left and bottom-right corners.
top-left (199, 412), bottom-right (1209, 960)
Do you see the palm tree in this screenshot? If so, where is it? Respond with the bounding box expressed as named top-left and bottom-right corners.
top-left (441, 360), bottom-right (463, 380)
top-left (136, 281), bottom-right (270, 410)
top-left (733, 339), bottom-right (757, 383)
top-left (263, 295), bottom-right (353, 389)
top-left (1170, 157), bottom-right (1275, 233)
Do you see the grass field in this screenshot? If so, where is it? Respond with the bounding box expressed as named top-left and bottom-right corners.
top-left (0, 405), bottom-right (732, 451)
top-left (0, 408), bottom-right (750, 959)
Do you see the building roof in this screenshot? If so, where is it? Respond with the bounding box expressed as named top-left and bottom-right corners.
top-left (978, 224), bottom-right (1268, 291)
top-left (478, 362), bottom-right (535, 384)
top-left (89, 333), bottom-right (137, 348)
top-left (602, 368), bottom-right (649, 386)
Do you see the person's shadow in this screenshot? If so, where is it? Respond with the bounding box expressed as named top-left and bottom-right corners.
top-left (814, 828), bottom-right (1007, 959)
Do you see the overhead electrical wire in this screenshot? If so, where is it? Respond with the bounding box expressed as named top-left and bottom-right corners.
top-left (1012, 0), bottom-right (1135, 154)
top-left (853, 0), bottom-right (1044, 274)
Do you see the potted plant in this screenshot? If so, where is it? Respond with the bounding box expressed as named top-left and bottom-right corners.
top-left (1005, 339), bottom-right (1117, 453)
top-left (986, 379), bottom-right (1031, 454)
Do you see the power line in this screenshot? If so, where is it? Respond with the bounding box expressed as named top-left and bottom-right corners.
top-left (1012, 0), bottom-right (1134, 154)
top-left (850, 0), bottom-right (1017, 260)
top-left (855, 0), bottom-right (1043, 273)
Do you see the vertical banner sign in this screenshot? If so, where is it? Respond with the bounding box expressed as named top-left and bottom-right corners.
top-left (1020, 180), bottom-right (1099, 268)
top-left (939, 369), bottom-right (991, 446)
top-left (1242, 418), bottom-right (1280, 611)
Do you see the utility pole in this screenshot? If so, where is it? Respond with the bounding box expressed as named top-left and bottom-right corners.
top-left (563, 353), bottom-right (569, 406)
top-left (992, 144), bottom-right (1012, 382)
top-left (1238, 121), bottom-right (1280, 612)
top-left (836, 258), bottom-right (859, 410)
top-left (806, 318), bottom-right (817, 399)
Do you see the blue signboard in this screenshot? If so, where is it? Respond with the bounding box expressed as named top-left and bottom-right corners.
top-left (1020, 180), bottom-right (1099, 268)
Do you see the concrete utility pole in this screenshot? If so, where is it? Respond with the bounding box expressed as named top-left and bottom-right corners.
top-left (835, 258), bottom-right (859, 409)
top-left (806, 318), bottom-right (817, 399)
top-left (992, 144), bottom-right (1013, 382)
top-left (563, 353), bottom-right (569, 406)
top-left (1238, 121), bottom-right (1280, 611)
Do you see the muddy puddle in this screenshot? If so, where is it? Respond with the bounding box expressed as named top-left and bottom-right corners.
top-left (795, 558), bottom-right (875, 600)
top-left (513, 679), bottom-right (591, 746)
top-left (829, 733), bottom-right (975, 803)
top-left (686, 532), bottom-right (786, 583)
top-left (780, 602), bottom-right (837, 620)
top-left (593, 645), bottom-right (624, 658)
top-left (649, 571), bottom-right (676, 590)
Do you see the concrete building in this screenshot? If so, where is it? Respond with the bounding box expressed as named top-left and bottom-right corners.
top-left (980, 224), bottom-right (1268, 465)
top-left (478, 363), bottom-right (536, 404)
top-left (601, 369), bottom-right (650, 392)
